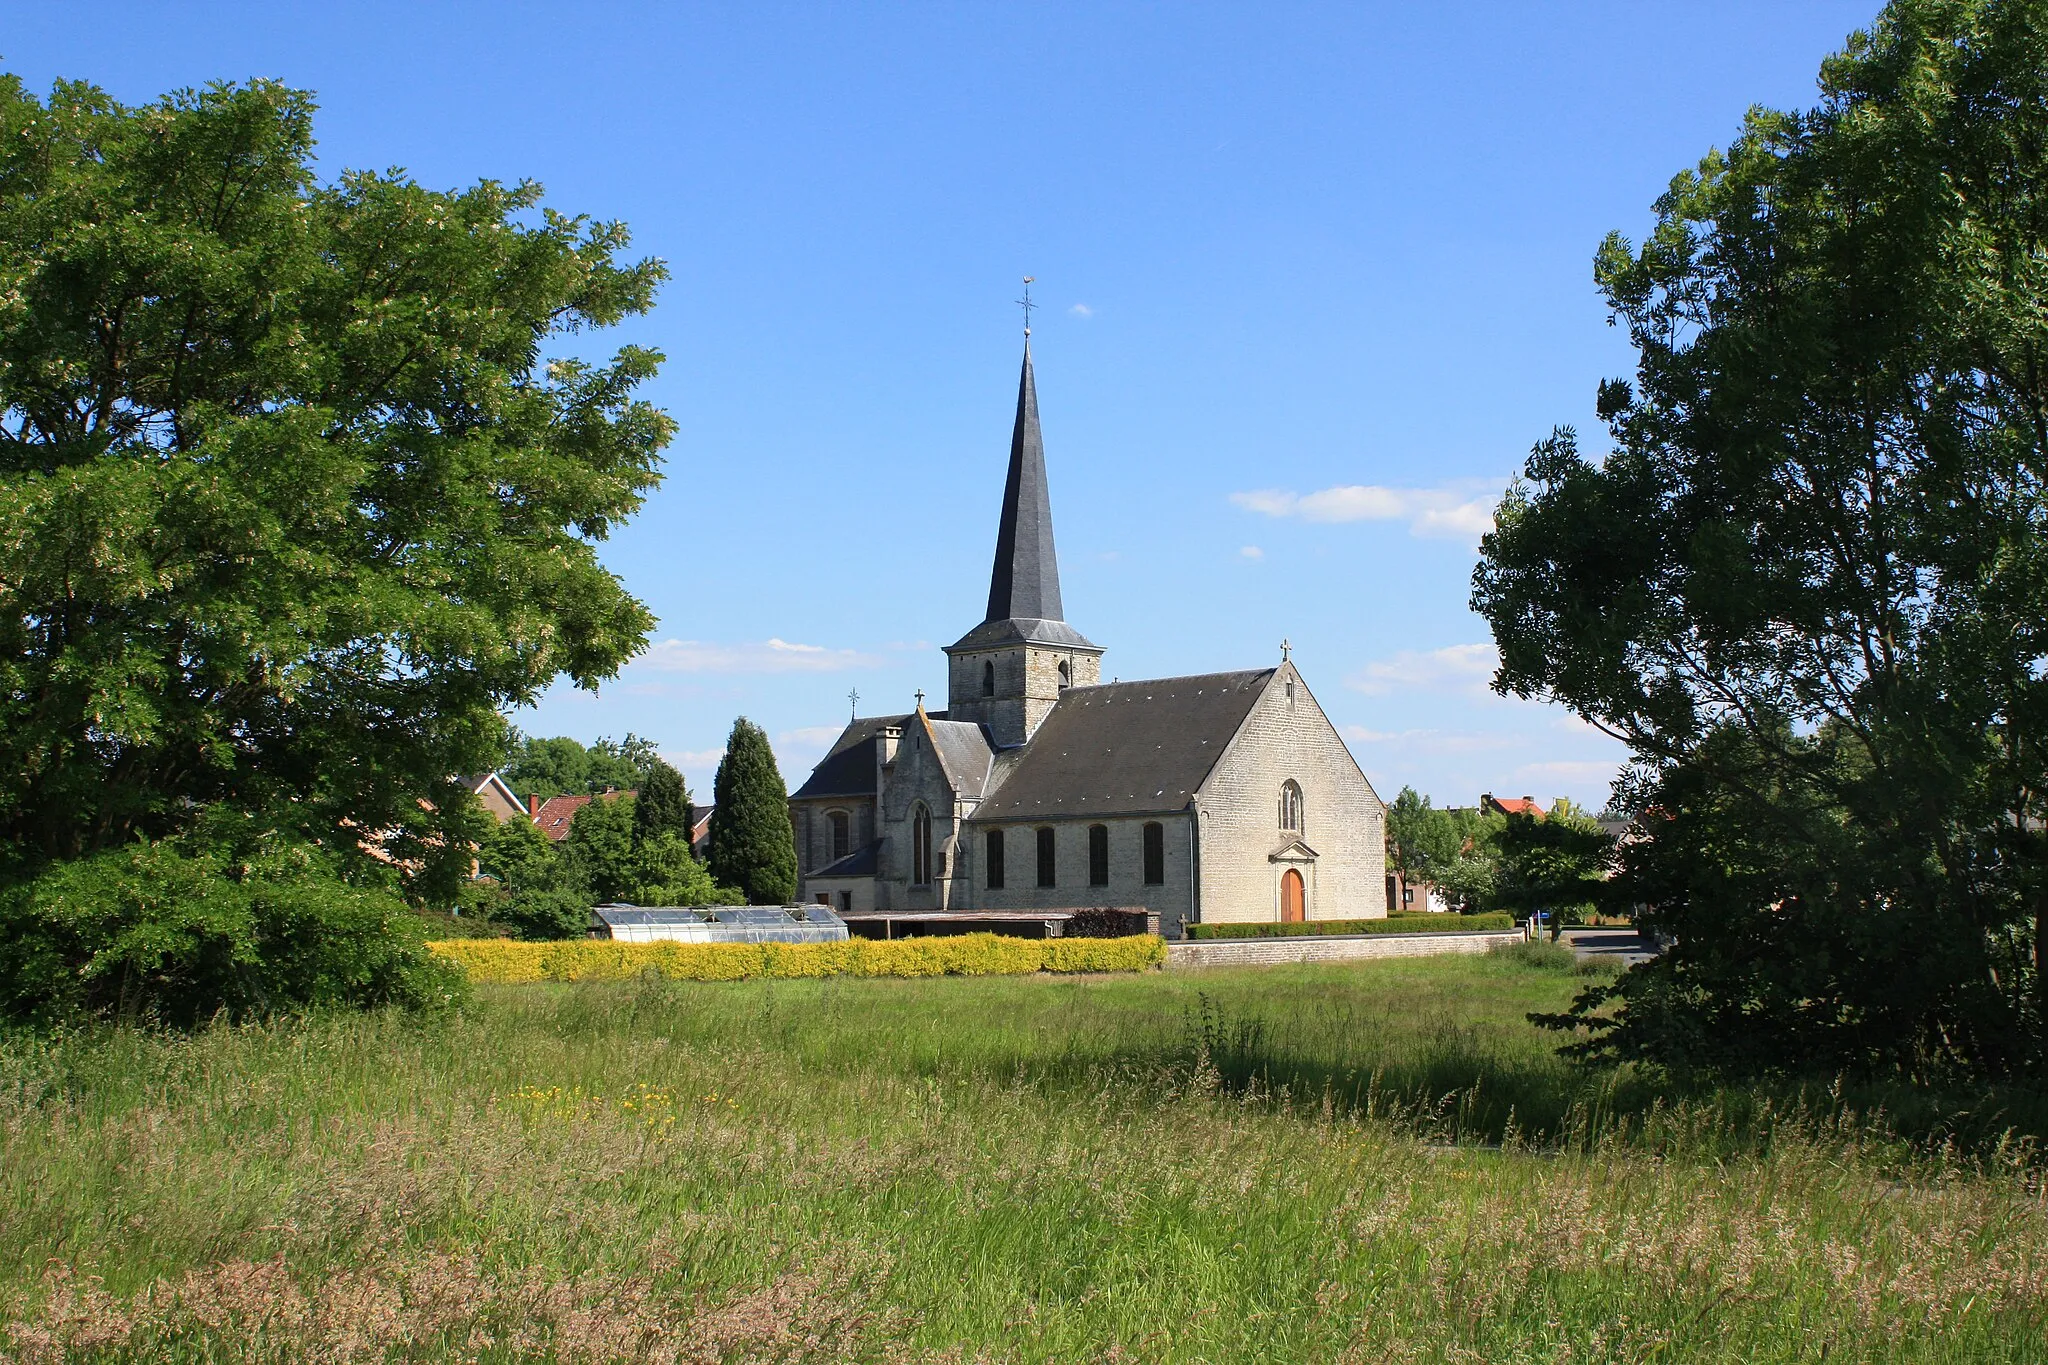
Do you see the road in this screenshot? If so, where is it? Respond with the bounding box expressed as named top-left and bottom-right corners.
top-left (1557, 926), bottom-right (1660, 967)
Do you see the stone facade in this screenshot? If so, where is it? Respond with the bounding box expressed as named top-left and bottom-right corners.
top-left (962, 811), bottom-right (1198, 932)
top-left (1193, 665), bottom-right (1386, 924)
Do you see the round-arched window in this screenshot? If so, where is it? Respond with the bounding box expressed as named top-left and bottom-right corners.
top-left (1058, 659), bottom-right (1071, 690)
top-left (982, 660), bottom-right (996, 696)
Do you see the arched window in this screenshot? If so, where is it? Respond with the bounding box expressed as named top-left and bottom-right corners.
top-left (827, 809), bottom-right (850, 862)
top-left (1279, 780), bottom-right (1304, 833)
top-left (1087, 824), bottom-right (1110, 886)
top-left (1058, 659), bottom-right (1071, 690)
top-left (912, 803), bottom-right (932, 886)
top-left (986, 828), bottom-right (1006, 889)
top-left (1142, 821), bottom-right (1165, 885)
top-left (982, 660), bottom-right (996, 696)
top-left (1036, 827), bottom-right (1057, 887)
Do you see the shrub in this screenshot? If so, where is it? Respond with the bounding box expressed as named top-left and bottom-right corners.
top-left (1185, 913), bottom-right (1515, 940)
top-left (430, 933), bottom-right (1166, 983)
top-left (0, 839), bottom-right (468, 1025)
top-left (1488, 938), bottom-right (1578, 973)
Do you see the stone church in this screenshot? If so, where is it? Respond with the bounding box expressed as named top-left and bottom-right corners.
top-left (790, 340), bottom-right (1387, 938)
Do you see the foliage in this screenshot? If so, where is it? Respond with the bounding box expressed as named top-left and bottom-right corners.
top-left (474, 816), bottom-right (587, 942)
top-left (1486, 807), bottom-right (1613, 939)
top-left (633, 759), bottom-right (693, 844)
top-left (0, 834), bottom-right (466, 1025)
top-left (624, 832), bottom-right (737, 908)
top-left (1186, 913), bottom-right (1516, 939)
top-left (0, 74), bottom-right (670, 894)
top-left (1385, 788), bottom-right (1501, 911)
top-left (560, 792), bottom-right (636, 905)
top-left (501, 733), bottom-right (660, 802)
top-left (430, 932), bottom-right (1166, 982)
top-left (1473, 0), bottom-right (2048, 1081)
top-left (707, 718), bottom-right (798, 905)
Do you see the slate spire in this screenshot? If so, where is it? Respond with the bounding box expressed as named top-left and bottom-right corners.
top-left (984, 342), bottom-right (1065, 623)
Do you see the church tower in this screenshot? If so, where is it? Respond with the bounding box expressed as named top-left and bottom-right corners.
top-left (943, 340), bottom-right (1103, 747)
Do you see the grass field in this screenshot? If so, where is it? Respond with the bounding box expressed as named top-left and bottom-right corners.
top-left (2, 948), bottom-right (2044, 1362)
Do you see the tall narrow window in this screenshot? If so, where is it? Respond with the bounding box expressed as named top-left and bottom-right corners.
top-left (982, 660), bottom-right (996, 696)
top-left (1036, 827), bottom-right (1056, 887)
top-left (1088, 824), bottom-right (1110, 887)
top-left (986, 829), bottom-right (1006, 889)
top-left (1058, 659), bottom-right (1071, 690)
top-left (1142, 822), bottom-right (1165, 885)
top-left (828, 809), bottom-right (850, 861)
top-left (912, 803), bottom-right (932, 886)
top-left (1279, 780), bottom-right (1304, 833)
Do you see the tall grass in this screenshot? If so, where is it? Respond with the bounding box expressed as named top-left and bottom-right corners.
top-left (1, 953), bottom-right (2043, 1362)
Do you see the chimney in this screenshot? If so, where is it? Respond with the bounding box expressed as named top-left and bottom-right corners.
top-left (877, 724), bottom-right (902, 768)
top-left (527, 794), bottom-right (542, 818)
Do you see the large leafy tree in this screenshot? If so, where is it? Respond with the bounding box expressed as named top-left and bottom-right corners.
top-left (501, 732), bottom-right (658, 801)
top-left (1474, 0), bottom-right (2048, 1079)
top-left (707, 718), bottom-right (797, 905)
top-left (0, 75), bottom-right (672, 894)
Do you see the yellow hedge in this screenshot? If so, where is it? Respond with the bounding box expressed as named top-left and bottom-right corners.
top-left (428, 933), bottom-right (1165, 984)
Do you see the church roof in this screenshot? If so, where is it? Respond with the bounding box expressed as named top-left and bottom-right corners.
top-left (920, 714), bottom-right (997, 797)
top-left (948, 342), bottom-right (1098, 655)
top-left (790, 715), bottom-right (909, 799)
top-left (973, 668), bottom-right (1277, 820)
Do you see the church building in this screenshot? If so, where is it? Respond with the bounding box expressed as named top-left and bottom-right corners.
top-left (789, 339), bottom-right (1386, 938)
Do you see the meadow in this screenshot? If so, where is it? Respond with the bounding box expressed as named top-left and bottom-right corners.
top-left (1, 948), bottom-right (2044, 1363)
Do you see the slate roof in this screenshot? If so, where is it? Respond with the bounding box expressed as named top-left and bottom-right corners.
top-left (921, 714), bottom-right (996, 797)
top-left (790, 715), bottom-right (908, 800)
top-left (811, 839), bottom-right (881, 878)
top-left (947, 342), bottom-right (1099, 656)
top-left (972, 669), bottom-right (1276, 820)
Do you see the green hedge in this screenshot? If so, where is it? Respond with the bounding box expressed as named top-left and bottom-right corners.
top-left (1185, 913), bottom-right (1515, 940)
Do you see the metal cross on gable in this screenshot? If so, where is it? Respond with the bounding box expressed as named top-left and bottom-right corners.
top-left (1281, 638), bottom-right (1292, 662)
top-left (1018, 276), bottom-right (1035, 337)
top-left (848, 687), bottom-right (860, 719)
top-left (914, 688), bottom-right (925, 710)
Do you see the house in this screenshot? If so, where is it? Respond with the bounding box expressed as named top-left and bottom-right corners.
top-left (459, 772), bottom-right (527, 823)
top-left (529, 789), bottom-right (634, 841)
top-left (1482, 793), bottom-right (1547, 819)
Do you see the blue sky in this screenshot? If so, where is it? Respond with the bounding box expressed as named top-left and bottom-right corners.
top-left (6, 2), bottom-right (1881, 808)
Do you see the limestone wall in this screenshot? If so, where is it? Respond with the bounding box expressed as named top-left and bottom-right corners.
top-left (960, 811), bottom-right (1197, 934)
top-left (1193, 665), bottom-right (1386, 924)
top-left (1167, 928), bottom-right (1520, 969)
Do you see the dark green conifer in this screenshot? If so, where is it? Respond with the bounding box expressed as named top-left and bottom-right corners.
top-left (707, 718), bottom-right (798, 904)
top-left (633, 759), bottom-right (694, 845)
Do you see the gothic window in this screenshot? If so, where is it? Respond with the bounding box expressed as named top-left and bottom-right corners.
top-left (912, 803), bottom-right (932, 886)
top-left (1279, 780), bottom-right (1304, 833)
top-left (1036, 827), bottom-right (1056, 887)
top-left (983, 660), bottom-right (996, 696)
top-left (1142, 822), bottom-right (1165, 885)
top-left (1088, 824), bottom-right (1110, 887)
top-left (986, 829), bottom-right (1006, 889)
top-left (1058, 659), bottom-right (1071, 690)
top-left (827, 809), bottom-right (850, 862)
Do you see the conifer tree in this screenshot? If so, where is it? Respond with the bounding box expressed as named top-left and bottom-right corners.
top-left (707, 718), bottom-right (798, 904)
top-left (633, 759), bottom-right (694, 844)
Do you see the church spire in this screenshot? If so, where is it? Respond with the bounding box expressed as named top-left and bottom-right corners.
top-left (983, 340), bottom-right (1065, 624)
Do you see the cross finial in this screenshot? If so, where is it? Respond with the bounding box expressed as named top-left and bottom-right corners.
top-left (1017, 276), bottom-right (1035, 338)
top-left (848, 686), bottom-right (860, 719)
top-left (1281, 638), bottom-right (1292, 663)
top-left (914, 688), bottom-right (926, 711)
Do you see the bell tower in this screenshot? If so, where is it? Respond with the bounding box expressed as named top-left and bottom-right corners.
top-left (944, 332), bottom-right (1102, 747)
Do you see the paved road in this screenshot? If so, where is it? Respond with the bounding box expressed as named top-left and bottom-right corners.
top-left (1557, 926), bottom-right (1660, 967)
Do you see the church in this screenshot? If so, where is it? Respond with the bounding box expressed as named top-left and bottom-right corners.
top-left (789, 338), bottom-right (1387, 939)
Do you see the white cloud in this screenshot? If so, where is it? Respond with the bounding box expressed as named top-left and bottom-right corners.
top-left (1231, 480), bottom-right (1501, 543)
top-left (1239, 545), bottom-right (1264, 560)
top-left (1347, 643), bottom-right (1499, 696)
top-left (1069, 303), bottom-right (1094, 318)
top-left (637, 638), bottom-right (882, 674)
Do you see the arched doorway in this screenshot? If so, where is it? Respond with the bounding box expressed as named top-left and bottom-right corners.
top-left (1280, 868), bottom-right (1305, 923)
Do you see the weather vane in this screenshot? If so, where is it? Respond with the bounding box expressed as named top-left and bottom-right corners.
top-left (1018, 276), bottom-right (1035, 337)
top-left (848, 686), bottom-right (860, 719)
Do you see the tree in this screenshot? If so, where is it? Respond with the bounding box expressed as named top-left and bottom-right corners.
top-left (1385, 788), bottom-right (1500, 913)
top-left (707, 718), bottom-right (797, 905)
top-left (1487, 806), bottom-right (1613, 940)
top-left (474, 815), bottom-right (585, 941)
top-left (1473, 0), bottom-right (2048, 1080)
top-left (562, 793), bottom-right (636, 905)
top-left (633, 759), bottom-right (694, 844)
top-left (0, 74), bottom-right (672, 896)
top-left (500, 732), bottom-right (657, 800)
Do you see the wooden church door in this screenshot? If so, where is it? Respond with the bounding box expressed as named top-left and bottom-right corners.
top-left (1280, 869), bottom-right (1305, 923)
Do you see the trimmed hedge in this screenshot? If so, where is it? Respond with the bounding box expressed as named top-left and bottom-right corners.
top-left (1185, 913), bottom-right (1515, 940)
top-left (429, 932), bottom-right (1165, 983)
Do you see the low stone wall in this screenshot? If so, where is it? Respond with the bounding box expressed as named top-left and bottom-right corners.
top-left (1165, 928), bottom-right (1524, 969)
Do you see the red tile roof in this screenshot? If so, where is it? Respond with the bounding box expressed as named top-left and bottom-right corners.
top-left (531, 789), bottom-right (634, 841)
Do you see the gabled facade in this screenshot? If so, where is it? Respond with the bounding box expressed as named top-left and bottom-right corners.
top-left (789, 336), bottom-right (1386, 934)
